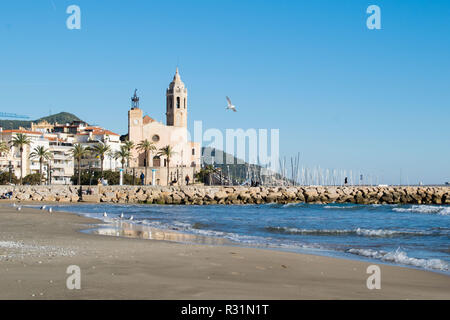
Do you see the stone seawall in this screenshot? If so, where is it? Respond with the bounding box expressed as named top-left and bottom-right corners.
top-left (1, 185), bottom-right (449, 205)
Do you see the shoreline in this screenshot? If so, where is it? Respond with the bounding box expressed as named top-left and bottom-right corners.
top-left (6, 201), bottom-right (450, 275)
top-left (0, 204), bottom-right (449, 299)
top-left (43, 202), bottom-right (450, 276)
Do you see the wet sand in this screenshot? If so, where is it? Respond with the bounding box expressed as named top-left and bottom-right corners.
top-left (0, 204), bottom-right (449, 299)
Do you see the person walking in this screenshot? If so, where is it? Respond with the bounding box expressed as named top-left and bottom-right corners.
top-left (140, 172), bottom-right (145, 185)
top-left (185, 175), bottom-right (190, 185)
top-left (344, 177), bottom-right (348, 185)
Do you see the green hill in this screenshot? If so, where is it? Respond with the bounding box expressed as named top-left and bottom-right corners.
top-left (36, 112), bottom-right (81, 124)
top-left (0, 112), bottom-right (83, 130)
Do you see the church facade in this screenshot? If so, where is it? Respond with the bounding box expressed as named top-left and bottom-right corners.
top-left (128, 69), bottom-right (201, 185)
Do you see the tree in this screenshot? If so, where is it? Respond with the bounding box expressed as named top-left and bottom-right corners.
top-left (89, 142), bottom-right (111, 178)
top-left (114, 145), bottom-right (130, 169)
top-left (0, 172), bottom-right (18, 185)
top-left (0, 141), bottom-right (9, 156)
top-left (29, 146), bottom-right (52, 185)
top-left (10, 133), bottom-right (31, 185)
top-left (70, 170), bottom-right (134, 186)
top-left (195, 164), bottom-right (215, 184)
top-left (157, 145), bottom-right (177, 186)
top-left (137, 139), bottom-right (156, 185)
top-left (23, 173), bottom-right (42, 185)
top-left (71, 144), bottom-right (89, 186)
top-left (123, 140), bottom-right (134, 169)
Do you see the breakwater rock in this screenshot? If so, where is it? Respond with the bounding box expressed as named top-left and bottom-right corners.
top-left (1, 185), bottom-right (449, 205)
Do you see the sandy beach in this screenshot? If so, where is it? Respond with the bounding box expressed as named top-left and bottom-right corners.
top-left (0, 203), bottom-right (449, 300)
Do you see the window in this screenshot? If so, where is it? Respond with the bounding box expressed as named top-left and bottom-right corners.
top-left (152, 135), bottom-right (160, 142)
top-left (184, 98), bottom-right (186, 109)
top-left (177, 97), bottom-right (180, 108)
top-left (192, 148), bottom-right (195, 155)
top-left (153, 156), bottom-right (161, 167)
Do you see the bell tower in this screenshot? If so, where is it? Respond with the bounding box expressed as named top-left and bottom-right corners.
top-left (166, 68), bottom-right (187, 127)
top-left (128, 89), bottom-right (143, 146)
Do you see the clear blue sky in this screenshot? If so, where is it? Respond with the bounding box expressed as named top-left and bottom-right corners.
top-left (1, 0), bottom-right (449, 184)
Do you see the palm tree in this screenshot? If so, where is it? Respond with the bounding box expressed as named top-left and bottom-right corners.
top-left (0, 141), bottom-right (9, 156)
top-left (89, 142), bottom-right (111, 178)
top-left (114, 145), bottom-right (130, 170)
top-left (10, 133), bottom-right (31, 185)
top-left (123, 140), bottom-right (134, 174)
top-left (29, 146), bottom-right (52, 185)
top-left (137, 139), bottom-right (156, 185)
top-left (71, 144), bottom-right (89, 185)
top-left (157, 145), bottom-right (177, 186)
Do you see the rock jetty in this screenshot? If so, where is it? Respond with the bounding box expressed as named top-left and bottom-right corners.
top-left (1, 185), bottom-right (449, 205)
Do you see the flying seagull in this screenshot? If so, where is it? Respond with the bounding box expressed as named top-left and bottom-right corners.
top-left (226, 96), bottom-right (237, 112)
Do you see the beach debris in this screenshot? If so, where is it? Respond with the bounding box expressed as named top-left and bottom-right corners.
top-left (281, 264), bottom-right (287, 269)
top-left (0, 241), bottom-right (76, 262)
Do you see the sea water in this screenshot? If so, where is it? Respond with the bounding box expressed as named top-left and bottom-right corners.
top-left (41, 203), bottom-right (450, 273)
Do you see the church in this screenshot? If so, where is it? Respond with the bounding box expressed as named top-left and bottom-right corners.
top-left (128, 68), bottom-right (201, 186)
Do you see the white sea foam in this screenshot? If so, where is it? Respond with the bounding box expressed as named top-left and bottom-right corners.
top-left (354, 228), bottom-right (424, 237)
top-left (323, 205), bottom-right (356, 209)
top-left (265, 226), bottom-right (430, 237)
top-left (347, 248), bottom-right (449, 271)
top-left (392, 205), bottom-right (450, 215)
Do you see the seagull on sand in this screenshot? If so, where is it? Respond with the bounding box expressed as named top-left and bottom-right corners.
top-left (129, 215), bottom-right (134, 221)
top-left (120, 213), bottom-right (124, 219)
top-left (103, 212), bottom-right (108, 218)
top-left (48, 207), bottom-right (52, 213)
top-left (16, 206), bottom-right (22, 211)
top-left (40, 205), bottom-right (47, 210)
top-left (225, 96), bottom-right (237, 112)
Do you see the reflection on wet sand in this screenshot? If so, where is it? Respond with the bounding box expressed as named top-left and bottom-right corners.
top-left (90, 221), bottom-right (231, 246)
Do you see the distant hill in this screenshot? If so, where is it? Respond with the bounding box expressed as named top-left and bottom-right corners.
top-left (201, 147), bottom-right (285, 184)
top-left (0, 112), bottom-right (82, 130)
top-left (36, 112), bottom-right (81, 124)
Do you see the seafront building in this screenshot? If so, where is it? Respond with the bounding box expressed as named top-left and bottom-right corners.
top-left (0, 69), bottom-right (200, 185)
top-left (0, 124), bottom-right (122, 184)
top-left (128, 68), bottom-right (201, 185)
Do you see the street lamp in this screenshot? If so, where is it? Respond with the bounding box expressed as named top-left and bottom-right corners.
top-left (8, 161), bottom-right (13, 184)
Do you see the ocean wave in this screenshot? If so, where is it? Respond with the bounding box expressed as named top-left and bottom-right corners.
top-left (265, 226), bottom-right (435, 237)
top-left (323, 205), bottom-right (357, 209)
top-left (392, 205), bottom-right (450, 215)
top-left (347, 248), bottom-right (449, 271)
